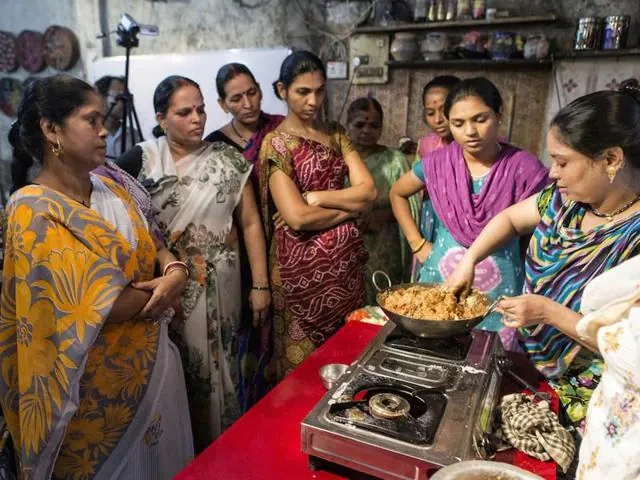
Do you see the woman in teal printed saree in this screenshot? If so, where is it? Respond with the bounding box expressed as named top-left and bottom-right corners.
top-left (448, 83), bottom-right (640, 432)
top-left (345, 97), bottom-right (420, 303)
top-left (1, 76), bottom-right (192, 479)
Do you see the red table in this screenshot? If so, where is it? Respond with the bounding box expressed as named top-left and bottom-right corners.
top-left (175, 322), bottom-right (557, 480)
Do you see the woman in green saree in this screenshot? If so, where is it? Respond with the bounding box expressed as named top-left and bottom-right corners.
top-left (345, 97), bottom-right (419, 303)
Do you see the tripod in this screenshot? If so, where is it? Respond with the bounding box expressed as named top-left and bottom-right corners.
top-left (104, 26), bottom-right (145, 158)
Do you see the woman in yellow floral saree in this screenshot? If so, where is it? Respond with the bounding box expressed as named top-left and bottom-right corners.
top-left (1, 75), bottom-right (193, 479)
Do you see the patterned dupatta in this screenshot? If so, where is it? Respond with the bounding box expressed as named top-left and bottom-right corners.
top-left (422, 142), bottom-right (549, 248)
top-left (0, 178), bottom-right (158, 479)
top-left (138, 137), bottom-right (251, 318)
top-left (242, 112), bottom-right (284, 193)
top-left (522, 185), bottom-right (640, 378)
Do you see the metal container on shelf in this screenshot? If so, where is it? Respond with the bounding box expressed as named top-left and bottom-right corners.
top-left (390, 32), bottom-right (419, 61)
top-left (574, 17), bottom-right (603, 50)
top-left (602, 15), bottom-right (630, 50)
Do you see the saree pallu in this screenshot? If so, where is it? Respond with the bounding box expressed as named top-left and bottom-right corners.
top-left (0, 179), bottom-right (172, 479)
top-left (258, 130), bottom-right (367, 381)
top-left (243, 112), bottom-right (284, 195)
top-left (521, 184), bottom-right (640, 427)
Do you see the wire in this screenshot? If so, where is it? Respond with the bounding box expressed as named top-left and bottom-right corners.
top-left (337, 65), bottom-right (361, 122)
top-left (286, 0), bottom-right (381, 61)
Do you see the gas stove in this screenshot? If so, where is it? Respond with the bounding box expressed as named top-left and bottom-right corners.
top-left (301, 322), bottom-right (505, 479)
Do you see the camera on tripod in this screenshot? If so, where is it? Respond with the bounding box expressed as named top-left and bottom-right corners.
top-left (97, 14), bottom-right (159, 157)
top-left (116, 14), bottom-right (159, 48)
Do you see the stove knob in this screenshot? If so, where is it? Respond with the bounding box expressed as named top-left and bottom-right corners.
top-left (496, 355), bottom-right (512, 372)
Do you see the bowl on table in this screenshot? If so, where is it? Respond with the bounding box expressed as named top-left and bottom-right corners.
top-left (430, 460), bottom-right (544, 480)
top-left (319, 363), bottom-right (349, 390)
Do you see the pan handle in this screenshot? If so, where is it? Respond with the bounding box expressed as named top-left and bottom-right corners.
top-left (481, 295), bottom-right (506, 320)
top-left (372, 270), bottom-right (393, 292)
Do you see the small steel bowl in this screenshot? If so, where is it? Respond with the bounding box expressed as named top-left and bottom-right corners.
top-left (319, 363), bottom-right (349, 390)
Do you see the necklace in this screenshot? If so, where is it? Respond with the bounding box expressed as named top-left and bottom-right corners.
top-left (32, 181), bottom-right (91, 207)
top-left (230, 120), bottom-right (249, 145)
top-left (589, 192), bottom-right (640, 222)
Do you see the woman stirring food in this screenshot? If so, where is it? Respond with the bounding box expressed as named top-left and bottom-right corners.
top-left (447, 81), bottom-right (640, 431)
top-left (390, 77), bottom-right (548, 340)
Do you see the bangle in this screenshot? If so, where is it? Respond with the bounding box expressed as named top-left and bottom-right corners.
top-left (252, 285), bottom-right (270, 291)
top-left (163, 260), bottom-right (189, 278)
top-left (411, 238), bottom-right (427, 254)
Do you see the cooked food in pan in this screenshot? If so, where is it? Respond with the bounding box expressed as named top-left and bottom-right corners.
top-left (379, 285), bottom-right (489, 321)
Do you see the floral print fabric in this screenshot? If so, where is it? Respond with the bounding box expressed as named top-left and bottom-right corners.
top-left (0, 179), bottom-right (159, 480)
top-left (139, 137), bottom-right (251, 451)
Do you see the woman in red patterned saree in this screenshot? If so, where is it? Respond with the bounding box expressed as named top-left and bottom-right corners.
top-left (258, 51), bottom-right (377, 381)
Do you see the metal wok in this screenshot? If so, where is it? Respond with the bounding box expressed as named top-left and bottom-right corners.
top-left (372, 271), bottom-right (501, 338)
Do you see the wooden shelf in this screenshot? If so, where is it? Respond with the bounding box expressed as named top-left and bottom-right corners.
top-left (554, 47), bottom-right (640, 60)
top-left (354, 14), bottom-right (558, 34)
top-left (387, 59), bottom-right (553, 69)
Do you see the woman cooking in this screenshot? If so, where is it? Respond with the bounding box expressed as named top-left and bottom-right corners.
top-left (447, 81), bottom-right (640, 430)
top-left (389, 77), bottom-right (548, 338)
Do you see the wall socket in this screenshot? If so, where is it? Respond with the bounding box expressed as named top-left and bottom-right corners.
top-left (327, 61), bottom-right (349, 80)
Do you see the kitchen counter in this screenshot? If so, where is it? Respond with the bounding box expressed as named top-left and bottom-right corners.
top-left (175, 321), bottom-right (558, 480)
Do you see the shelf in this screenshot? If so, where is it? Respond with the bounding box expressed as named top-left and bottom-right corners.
top-left (387, 59), bottom-right (553, 69)
top-left (353, 14), bottom-right (558, 34)
top-left (554, 48), bottom-right (640, 60)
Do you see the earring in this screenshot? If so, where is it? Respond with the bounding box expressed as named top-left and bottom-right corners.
top-left (51, 138), bottom-right (62, 158)
top-left (607, 165), bottom-right (618, 184)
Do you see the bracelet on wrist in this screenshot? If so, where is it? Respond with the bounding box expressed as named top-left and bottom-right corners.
top-left (251, 285), bottom-right (270, 291)
top-left (411, 238), bottom-right (427, 254)
top-left (163, 261), bottom-right (189, 278)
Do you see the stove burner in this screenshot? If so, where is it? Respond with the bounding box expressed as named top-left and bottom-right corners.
top-left (369, 393), bottom-right (410, 420)
top-left (328, 382), bottom-right (447, 445)
top-left (384, 328), bottom-right (473, 361)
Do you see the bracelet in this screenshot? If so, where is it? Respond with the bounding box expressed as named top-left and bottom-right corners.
top-left (251, 285), bottom-right (270, 291)
top-left (163, 261), bottom-right (189, 278)
top-left (411, 238), bottom-right (427, 254)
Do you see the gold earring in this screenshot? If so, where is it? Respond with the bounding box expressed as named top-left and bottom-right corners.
top-left (607, 165), bottom-right (618, 184)
top-left (51, 138), bottom-right (62, 158)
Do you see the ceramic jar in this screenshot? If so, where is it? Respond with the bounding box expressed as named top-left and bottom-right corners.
top-left (421, 33), bottom-right (449, 60)
top-left (524, 34), bottom-right (550, 59)
top-left (391, 33), bottom-right (419, 61)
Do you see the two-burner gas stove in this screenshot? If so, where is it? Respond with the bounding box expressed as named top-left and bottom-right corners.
top-left (301, 322), bottom-right (506, 480)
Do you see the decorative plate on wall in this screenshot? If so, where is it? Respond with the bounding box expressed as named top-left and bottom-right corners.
top-left (0, 77), bottom-right (24, 117)
top-left (43, 25), bottom-right (80, 71)
top-left (0, 32), bottom-right (18, 73)
top-left (16, 30), bottom-right (46, 73)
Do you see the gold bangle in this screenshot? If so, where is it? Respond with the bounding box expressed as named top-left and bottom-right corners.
top-left (411, 238), bottom-right (427, 254)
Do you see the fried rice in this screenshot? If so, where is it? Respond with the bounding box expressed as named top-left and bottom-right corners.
top-left (379, 285), bottom-right (489, 321)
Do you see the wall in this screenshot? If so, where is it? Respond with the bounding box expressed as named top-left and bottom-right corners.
top-left (0, 0), bottom-right (303, 199)
top-left (0, 0), bottom-right (90, 192)
top-left (327, 0), bottom-right (640, 159)
top-left (94, 0), bottom-right (291, 55)
top-left (328, 66), bottom-right (551, 157)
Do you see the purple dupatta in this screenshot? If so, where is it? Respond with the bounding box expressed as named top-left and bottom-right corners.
top-left (422, 142), bottom-right (549, 247)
